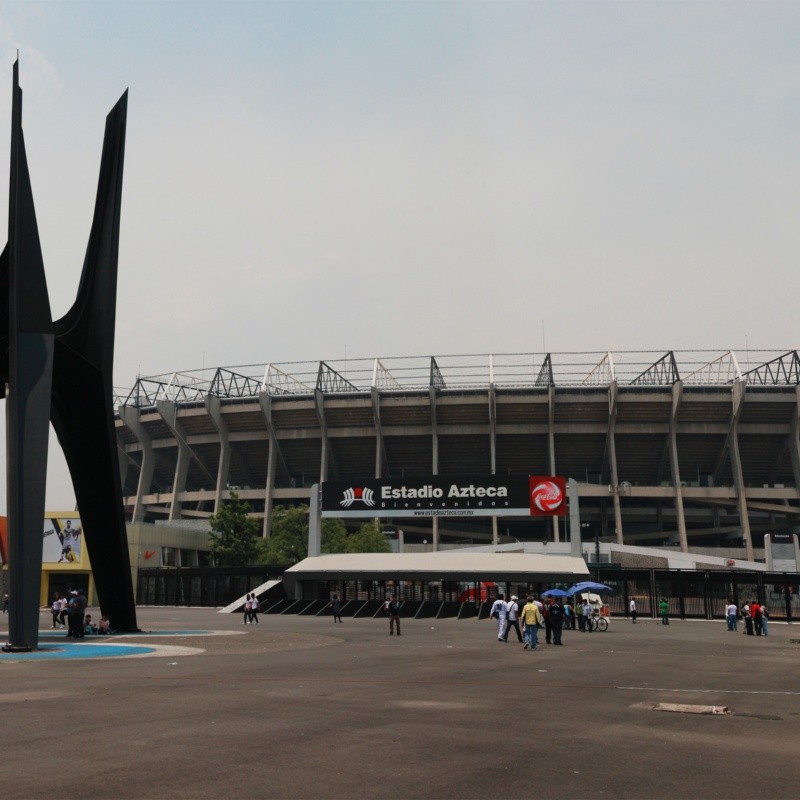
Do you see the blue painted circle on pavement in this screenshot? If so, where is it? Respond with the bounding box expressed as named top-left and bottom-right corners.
top-left (1, 642), bottom-right (155, 660)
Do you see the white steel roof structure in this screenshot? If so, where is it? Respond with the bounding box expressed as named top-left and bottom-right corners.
top-left (285, 552), bottom-right (590, 582)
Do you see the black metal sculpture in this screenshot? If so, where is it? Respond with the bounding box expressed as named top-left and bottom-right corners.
top-left (1, 61), bottom-right (138, 650)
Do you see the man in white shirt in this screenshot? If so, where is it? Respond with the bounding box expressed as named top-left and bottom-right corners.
top-left (489, 593), bottom-right (507, 641)
top-left (725, 600), bottom-right (738, 632)
top-left (629, 598), bottom-right (637, 623)
top-left (502, 595), bottom-right (522, 643)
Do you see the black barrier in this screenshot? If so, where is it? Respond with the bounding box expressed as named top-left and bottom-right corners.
top-left (593, 568), bottom-right (800, 621)
top-left (136, 565), bottom-right (800, 620)
top-left (137, 566), bottom-right (285, 608)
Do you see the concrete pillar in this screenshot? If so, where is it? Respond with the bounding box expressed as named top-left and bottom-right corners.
top-left (790, 386), bottom-right (800, 491)
top-left (548, 385), bottom-right (558, 541)
top-left (430, 386), bottom-right (438, 476)
top-left (258, 392), bottom-right (289, 538)
top-left (308, 484), bottom-right (321, 557)
top-left (430, 387), bottom-right (439, 551)
top-left (607, 382), bottom-right (623, 544)
top-left (315, 390), bottom-right (329, 483)
top-left (371, 388), bottom-right (385, 479)
top-left (729, 382), bottom-right (754, 561)
top-left (156, 400), bottom-right (190, 521)
top-left (568, 478), bottom-right (582, 559)
top-left (205, 395), bottom-right (231, 515)
top-left (668, 381), bottom-right (689, 552)
top-left (119, 406), bottom-right (154, 523)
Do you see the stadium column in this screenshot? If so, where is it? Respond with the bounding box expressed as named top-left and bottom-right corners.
top-left (789, 385), bottom-right (800, 491)
top-left (371, 387), bottom-right (387, 479)
top-left (430, 385), bottom-right (440, 551)
top-left (668, 381), bottom-right (689, 552)
top-left (607, 381), bottom-right (624, 544)
top-left (259, 392), bottom-right (289, 538)
top-left (117, 428), bottom-right (130, 494)
top-left (728, 381), bottom-right (754, 561)
top-left (547, 385), bottom-right (558, 541)
top-left (489, 381), bottom-right (499, 546)
top-left (205, 395), bottom-right (231, 515)
top-left (156, 399), bottom-right (190, 521)
top-left (119, 405), bottom-right (155, 523)
top-left (315, 389), bottom-right (330, 484)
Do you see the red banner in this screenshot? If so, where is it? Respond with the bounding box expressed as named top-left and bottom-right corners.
top-left (529, 476), bottom-right (567, 516)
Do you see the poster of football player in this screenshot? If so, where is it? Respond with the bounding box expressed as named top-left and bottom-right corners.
top-left (42, 517), bottom-right (83, 563)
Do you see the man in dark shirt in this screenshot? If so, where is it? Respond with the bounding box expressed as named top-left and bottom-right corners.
top-left (548, 599), bottom-right (565, 645)
top-left (68, 589), bottom-right (88, 639)
top-left (385, 595), bottom-right (402, 636)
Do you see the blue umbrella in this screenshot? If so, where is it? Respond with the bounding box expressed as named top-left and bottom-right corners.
top-left (541, 588), bottom-right (571, 598)
top-left (567, 581), bottom-right (614, 595)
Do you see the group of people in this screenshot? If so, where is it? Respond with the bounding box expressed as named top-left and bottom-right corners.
top-left (489, 593), bottom-right (581, 649)
top-left (725, 600), bottom-right (769, 636)
top-left (50, 590), bottom-right (111, 637)
top-left (242, 593), bottom-right (260, 624)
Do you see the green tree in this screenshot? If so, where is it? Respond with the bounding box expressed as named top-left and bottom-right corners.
top-left (261, 507), bottom-right (391, 565)
top-left (322, 517), bottom-right (349, 554)
top-left (346, 520), bottom-right (392, 554)
top-left (262, 505), bottom-right (309, 565)
top-left (208, 491), bottom-right (261, 566)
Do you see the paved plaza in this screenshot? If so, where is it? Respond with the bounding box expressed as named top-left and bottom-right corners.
top-left (1, 606), bottom-right (799, 799)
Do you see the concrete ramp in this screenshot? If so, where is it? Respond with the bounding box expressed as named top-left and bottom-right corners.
top-left (218, 579), bottom-right (283, 613)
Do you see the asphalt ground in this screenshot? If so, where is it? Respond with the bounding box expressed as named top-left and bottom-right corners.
top-left (1, 607), bottom-right (799, 800)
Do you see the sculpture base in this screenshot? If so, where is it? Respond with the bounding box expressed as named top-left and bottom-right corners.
top-left (2, 643), bottom-right (33, 653)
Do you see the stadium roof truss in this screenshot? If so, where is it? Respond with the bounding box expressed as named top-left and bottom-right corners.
top-left (116, 350), bottom-right (800, 409)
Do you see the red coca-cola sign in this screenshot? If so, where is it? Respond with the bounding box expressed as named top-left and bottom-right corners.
top-left (529, 476), bottom-right (567, 516)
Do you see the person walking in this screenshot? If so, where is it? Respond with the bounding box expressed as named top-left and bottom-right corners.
top-left (249, 594), bottom-right (259, 624)
top-left (51, 592), bottom-right (62, 628)
top-left (503, 595), bottom-right (523, 643)
top-left (548, 598), bottom-right (565, 645)
top-left (742, 602), bottom-right (754, 635)
top-left (385, 595), bottom-right (402, 635)
top-left (542, 599), bottom-right (553, 644)
top-left (752, 600), bottom-right (763, 636)
top-left (659, 598), bottom-right (670, 625)
top-left (329, 594), bottom-right (343, 623)
top-left (68, 589), bottom-right (87, 639)
top-left (243, 593), bottom-right (252, 624)
top-left (58, 593), bottom-right (69, 628)
top-left (725, 600), bottom-right (738, 632)
top-left (489, 593), bottom-right (508, 642)
top-left (761, 603), bottom-right (770, 636)
top-left (629, 598), bottom-right (638, 623)
top-left (582, 599), bottom-right (593, 632)
top-left (520, 596), bottom-right (543, 650)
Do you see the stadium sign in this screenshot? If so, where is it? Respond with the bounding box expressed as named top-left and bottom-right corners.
top-left (321, 475), bottom-right (566, 518)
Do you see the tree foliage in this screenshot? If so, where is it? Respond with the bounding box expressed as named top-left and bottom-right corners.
top-left (261, 505), bottom-right (309, 566)
top-left (347, 521), bottom-right (392, 554)
top-left (208, 491), bottom-right (261, 566)
top-left (261, 506), bottom-right (391, 565)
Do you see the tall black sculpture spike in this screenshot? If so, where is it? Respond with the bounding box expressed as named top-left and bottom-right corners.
top-left (3, 61), bottom-right (55, 650)
top-left (1, 62), bottom-right (138, 650)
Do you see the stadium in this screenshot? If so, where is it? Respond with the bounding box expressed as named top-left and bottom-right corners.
top-left (115, 349), bottom-right (800, 562)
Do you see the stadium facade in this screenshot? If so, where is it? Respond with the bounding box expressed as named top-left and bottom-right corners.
top-left (114, 350), bottom-right (800, 559)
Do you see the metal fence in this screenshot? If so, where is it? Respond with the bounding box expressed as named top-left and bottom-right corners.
top-left (136, 565), bottom-right (800, 621)
top-left (137, 566), bottom-right (285, 608)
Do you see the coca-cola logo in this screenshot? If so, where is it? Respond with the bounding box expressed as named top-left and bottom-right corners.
top-left (531, 480), bottom-right (564, 513)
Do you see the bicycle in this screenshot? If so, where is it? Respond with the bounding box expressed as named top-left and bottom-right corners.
top-left (589, 614), bottom-right (609, 632)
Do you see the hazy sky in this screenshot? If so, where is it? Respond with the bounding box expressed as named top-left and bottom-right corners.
top-left (0, 0), bottom-right (798, 510)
